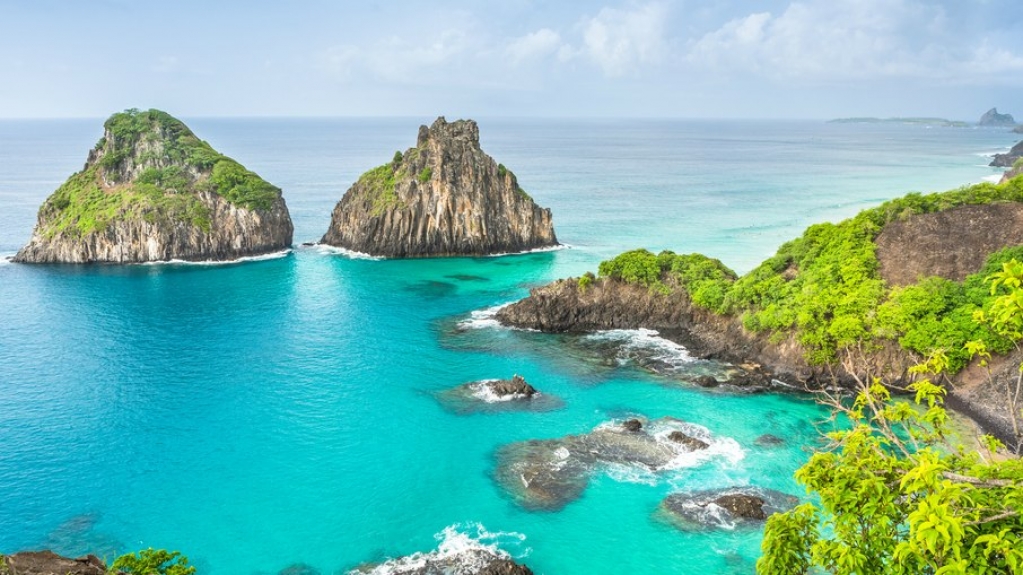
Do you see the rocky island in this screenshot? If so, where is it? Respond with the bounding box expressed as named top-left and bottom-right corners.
top-left (321, 117), bottom-right (557, 257)
top-left (498, 174), bottom-right (1023, 445)
top-left (14, 109), bottom-right (293, 264)
top-left (979, 107), bottom-right (1016, 127)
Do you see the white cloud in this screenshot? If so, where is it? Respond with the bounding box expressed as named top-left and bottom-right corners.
top-left (579, 2), bottom-right (669, 76)
top-left (506, 28), bottom-right (563, 64)
top-left (317, 29), bottom-right (474, 84)
top-left (685, 0), bottom-right (1023, 84)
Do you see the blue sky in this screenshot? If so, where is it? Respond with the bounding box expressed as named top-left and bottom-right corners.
top-left (1, 0), bottom-right (1021, 119)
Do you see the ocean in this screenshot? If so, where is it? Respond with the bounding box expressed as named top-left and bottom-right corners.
top-left (0, 118), bottom-right (1016, 574)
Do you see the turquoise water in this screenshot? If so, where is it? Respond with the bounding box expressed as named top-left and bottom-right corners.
top-left (0, 119), bottom-right (1017, 574)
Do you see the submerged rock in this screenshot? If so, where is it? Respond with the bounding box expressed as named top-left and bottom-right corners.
top-left (755, 434), bottom-right (785, 447)
top-left (659, 487), bottom-right (799, 531)
top-left (321, 117), bottom-right (558, 257)
top-left (3, 551), bottom-right (106, 575)
top-left (494, 417), bottom-right (731, 511)
top-left (14, 108), bottom-right (293, 264)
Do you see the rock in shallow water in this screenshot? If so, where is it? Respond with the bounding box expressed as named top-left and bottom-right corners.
top-left (434, 376), bottom-right (561, 415)
top-left (659, 487), bottom-right (799, 531)
top-left (494, 417), bottom-right (729, 511)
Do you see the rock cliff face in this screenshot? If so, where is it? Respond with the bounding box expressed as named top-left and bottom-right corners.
top-left (979, 107), bottom-right (1016, 126)
top-left (321, 117), bottom-right (557, 257)
top-left (875, 203), bottom-right (1023, 286)
top-left (990, 140), bottom-right (1023, 168)
top-left (14, 109), bottom-right (293, 263)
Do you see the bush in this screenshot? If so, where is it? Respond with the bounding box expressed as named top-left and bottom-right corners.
top-left (111, 549), bottom-right (195, 575)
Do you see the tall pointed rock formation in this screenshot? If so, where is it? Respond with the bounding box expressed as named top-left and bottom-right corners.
top-left (321, 117), bottom-right (558, 257)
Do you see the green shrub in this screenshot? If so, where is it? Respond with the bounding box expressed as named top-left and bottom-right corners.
top-left (418, 167), bottom-right (432, 183)
top-left (111, 549), bottom-right (195, 575)
top-left (578, 271), bottom-right (595, 291)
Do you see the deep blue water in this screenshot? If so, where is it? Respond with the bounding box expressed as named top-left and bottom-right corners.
top-left (0, 118), bottom-right (1016, 574)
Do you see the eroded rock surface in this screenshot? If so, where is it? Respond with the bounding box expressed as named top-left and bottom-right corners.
top-left (494, 417), bottom-right (731, 511)
top-left (875, 203), bottom-right (1023, 286)
top-left (322, 117), bottom-right (557, 257)
top-left (659, 487), bottom-right (799, 531)
top-left (3, 551), bottom-right (106, 575)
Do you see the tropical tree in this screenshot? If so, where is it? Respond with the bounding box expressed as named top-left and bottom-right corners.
top-left (758, 262), bottom-right (1023, 574)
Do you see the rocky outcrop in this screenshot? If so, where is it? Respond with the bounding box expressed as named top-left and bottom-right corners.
top-left (659, 488), bottom-right (799, 530)
top-left (3, 551), bottom-right (106, 575)
top-left (495, 276), bottom-right (832, 384)
top-left (321, 117), bottom-right (557, 257)
top-left (875, 203), bottom-right (1023, 286)
top-left (494, 417), bottom-right (724, 511)
top-left (487, 375), bottom-right (537, 398)
top-left (1002, 165), bottom-right (1023, 184)
top-left (14, 109), bottom-right (293, 263)
top-left (991, 140), bottom-right (1023, 168)
top-left (979, 108), bottom-right (1016, 127)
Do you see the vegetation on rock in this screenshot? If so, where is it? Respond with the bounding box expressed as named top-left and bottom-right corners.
top-left (39, 108), bottom-right (281, 239)
top-left (594, 176), bottom-right (1023, 366)
top-left (111, 549), bottom-right (195, 575)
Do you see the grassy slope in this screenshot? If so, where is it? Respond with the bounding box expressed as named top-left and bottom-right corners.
top-left (39, 108), bottom-right (281, 238)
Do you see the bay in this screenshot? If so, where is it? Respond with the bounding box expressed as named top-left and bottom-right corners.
top-left (0, 118), bottom-right (1015, 574)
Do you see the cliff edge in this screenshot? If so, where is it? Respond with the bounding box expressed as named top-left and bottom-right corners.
top-left (14, 109), bottom-right (293, 264)
top-left (321, 117), bottom-right (557, 257)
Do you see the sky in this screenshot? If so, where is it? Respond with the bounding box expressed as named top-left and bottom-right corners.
top-left (1, 0), bottom-right (1021, 119)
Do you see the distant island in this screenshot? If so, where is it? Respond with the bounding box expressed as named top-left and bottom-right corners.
top-left (828, 117), bottom-right (969, 127)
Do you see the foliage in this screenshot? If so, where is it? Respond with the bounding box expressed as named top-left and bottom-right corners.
top-left (758, 271), bottom-right (1023, 574)
top-left (111, 549), bottom-right (196, 575)
top-left (206, 159), bottom-right (280, 211)
top-left (578, 271), bottom-right (595, 291)
top-left (37, 108), bottom-right (280, 238)
top-left (393, 150), bottom-right (403, 165)
top-left (596, 248), bottom-right (738, 308)
top-left (39, 166), bottom-right (211, 238)
top-left (497, 163), bottom-right (508, 178)
top-left (418, 166), bottom-right (432, 184)
top-left (359, 163), bottom-right (402, 216)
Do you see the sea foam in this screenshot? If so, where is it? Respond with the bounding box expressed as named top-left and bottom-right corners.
top-left (456, 303), bottom-right (513, 330)
top-left (142, 249), bottom-right (292, 266)
top-left (352, 523), bottom-right (528, 575)
top-left (583, 328), bottom-right (693, 368)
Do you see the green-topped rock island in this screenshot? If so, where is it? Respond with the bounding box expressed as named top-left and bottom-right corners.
top-left (320, 117), bottom-right (558, 258)
top-left (14, 109), bottom-right (293, 264)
